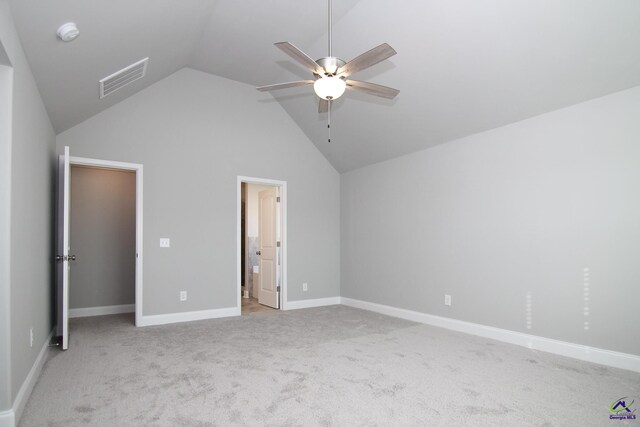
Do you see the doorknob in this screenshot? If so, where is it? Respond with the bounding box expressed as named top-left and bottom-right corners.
top-left (256, 251), bottom-right (261, 255)
top-left (55, 255), bottom-right (64, 262)
top-left (69, 255), bottom-right (77, 261)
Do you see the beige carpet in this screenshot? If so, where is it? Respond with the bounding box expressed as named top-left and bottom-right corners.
top-left (241, 297), bottom-right (277, 314)
top-left (19, 306), bottom-right (640, 426)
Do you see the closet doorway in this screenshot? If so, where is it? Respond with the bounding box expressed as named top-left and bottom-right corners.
top-left (68, 165), bottom-right (136, 320)
top-left (237, 177), bottom-right (287, 315)
top-left (56, 148), bottom-right (143, 349)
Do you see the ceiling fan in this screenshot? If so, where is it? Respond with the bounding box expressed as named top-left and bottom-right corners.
top-left (256, 0), bottom-right (399, 142)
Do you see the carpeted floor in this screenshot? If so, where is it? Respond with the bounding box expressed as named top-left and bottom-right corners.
top-left (19, 306), bottom-right (640, 426)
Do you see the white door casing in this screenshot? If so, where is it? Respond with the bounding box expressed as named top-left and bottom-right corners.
top-left (236, 176), bottom-right (287, 313)
top-left (56, 148), bottom-right (143, 339)
top-left (56, 146), bottom-right (71, 350)
top-left (258, 187), bottom-right (279, 308)
top-left (66, 155), bottom-right (144, 326)
top-left (275, 186), bottom-right (282, 303)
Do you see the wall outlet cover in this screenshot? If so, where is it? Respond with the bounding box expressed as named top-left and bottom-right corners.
top-left (180, 291), bottom-right (187, 301)
top-left (160, 238), bottom-right (170, 248)
top-left (302, 282), bottom-right (308, 292)
top-left (444, 294), bottom-right (452, 306)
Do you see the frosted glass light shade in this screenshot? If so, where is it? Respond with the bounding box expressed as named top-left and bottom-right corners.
top-left (313, 77), bottom-right (346, 100)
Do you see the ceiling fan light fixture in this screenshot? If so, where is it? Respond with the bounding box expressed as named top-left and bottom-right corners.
top-left (314, 77), bottom-right (346, 100)
top-left (316, 57), bottom-right (344, 76)
top-left (256, 0), bottom-right (399, 144)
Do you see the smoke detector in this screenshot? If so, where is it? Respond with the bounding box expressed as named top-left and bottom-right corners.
top-left (57, 23), bottom-right (79, 42)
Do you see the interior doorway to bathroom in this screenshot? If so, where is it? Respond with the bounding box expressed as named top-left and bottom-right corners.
top-left (237, 177), bottom-right (286, 315)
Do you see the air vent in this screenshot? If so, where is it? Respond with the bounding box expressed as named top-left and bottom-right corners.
top-left (99, 57), bottom-right (148, 98)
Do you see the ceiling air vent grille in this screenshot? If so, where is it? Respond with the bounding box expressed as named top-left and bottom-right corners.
top-left (99, 57), bottom-right (149, 98)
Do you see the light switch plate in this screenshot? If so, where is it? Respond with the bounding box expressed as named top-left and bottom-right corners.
top-left (160, 238), bottom-right (170, 248)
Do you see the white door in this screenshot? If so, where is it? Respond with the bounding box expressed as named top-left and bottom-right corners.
top-left (257, 187), bottom-right (279, 308)
top-left (55, 146), bottom-right (72, 350)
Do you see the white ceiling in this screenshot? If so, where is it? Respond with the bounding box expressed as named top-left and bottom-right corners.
top-left (10, 0), bottom-right (640, 172)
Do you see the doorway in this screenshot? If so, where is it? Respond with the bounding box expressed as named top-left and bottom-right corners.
top-left (56, 149), bottom-right (143, 349)
top-left (237, 177), bottom-right (287, 314)
top-left (68, 166), bottom-right (136, 320)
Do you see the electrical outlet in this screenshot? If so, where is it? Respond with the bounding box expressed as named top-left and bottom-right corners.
top-left (302, 282), bottom-right (308, 292)
top-left (444, 294), bottom-right (452, 306)
top-left (180, 291), bottom-right (187, 301)
top-left (160, 238), bottom-right (170, 248)
top-left (30, 328), bottom-right (34, 347)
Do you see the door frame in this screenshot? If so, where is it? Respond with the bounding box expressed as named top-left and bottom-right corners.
top-left (236, 176), bottom-right (287, 311)
top-left (69, 156), bottom-right (144, 326)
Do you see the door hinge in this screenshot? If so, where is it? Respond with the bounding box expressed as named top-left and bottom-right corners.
top-left (276, 196), bottom-right (280, 203)
top-left (277, 286), bottom-right (281, 292)
top-left (276, 241), bottom-right (281, 247)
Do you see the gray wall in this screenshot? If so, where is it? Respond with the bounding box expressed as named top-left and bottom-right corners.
top-left (57, 68), bottom-right (341, 316)
top-left (0, 0), bottom-right (56, 410)
top-left (341, 86), bottom-right (640, 356)
top-left (0, 45), bottom-right (13, 413)
top-left (70, 167), bottom-right (136, 309)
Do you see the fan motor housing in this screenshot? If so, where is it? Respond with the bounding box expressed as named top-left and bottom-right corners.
top-left (316, 57), bottom-right (346, 76)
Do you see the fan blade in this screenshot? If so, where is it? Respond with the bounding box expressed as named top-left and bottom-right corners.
top-left (338, 43), bottom-right (397, 77)
top-left (318, 98), bottom-right (328, 113)
top-left (346, 80), bottom-right (399, 99)
top-left (256, 80), bottom-right (314, 92)
top-left (275, 42), bottom-right (323, 74)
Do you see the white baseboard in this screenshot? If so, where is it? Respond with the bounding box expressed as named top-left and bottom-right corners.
top-left (284, 297), bottom-right (341, 311)
top-left (0, 409), bottom-right (14, 427)
top-left (69, 304), bottom-right (135, 318)
top-left (138, 307), bottom-right (240, 327)
top-left (340, 297), bottom-right (640, 373)
top-left (138, 297), bottom-right (340, 326)
top-left (1, 328), bottom-right (56, 427)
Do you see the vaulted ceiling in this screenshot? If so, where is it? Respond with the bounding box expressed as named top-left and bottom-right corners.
top-left (10, 0), bottom-right (640, 172)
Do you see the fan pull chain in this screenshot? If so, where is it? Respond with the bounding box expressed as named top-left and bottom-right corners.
top-left (328, 99), bottom-right (332, 143)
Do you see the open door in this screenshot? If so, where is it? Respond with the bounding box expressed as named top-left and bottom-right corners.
top-left (257, 187), bottom-right (279, 308)
top-left (55, 146), bottom-right (71, 350)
